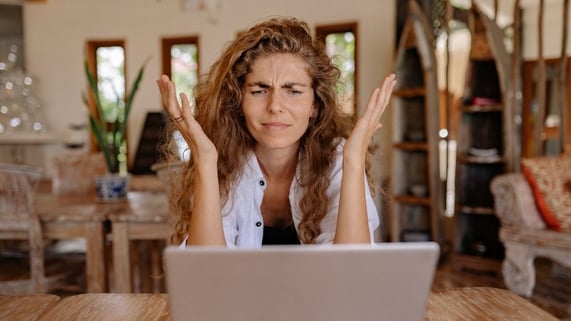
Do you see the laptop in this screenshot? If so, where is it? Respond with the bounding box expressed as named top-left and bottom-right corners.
top-left (164, 242), bottom-right (439, 321)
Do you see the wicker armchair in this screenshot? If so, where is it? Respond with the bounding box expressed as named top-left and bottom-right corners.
top-left (490, 173), bottom-right (571, 297)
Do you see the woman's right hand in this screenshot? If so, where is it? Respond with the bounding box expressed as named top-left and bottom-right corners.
top-left (156, 75), bottom-right (218, 165)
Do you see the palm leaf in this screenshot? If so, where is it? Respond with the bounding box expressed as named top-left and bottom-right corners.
top-left (83, 58), bottom-right (148, 174)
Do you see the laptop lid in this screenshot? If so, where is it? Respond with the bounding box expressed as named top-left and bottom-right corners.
top-left (164, 242), bottom-right (439, 321)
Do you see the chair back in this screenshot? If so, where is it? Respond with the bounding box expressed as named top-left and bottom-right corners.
top-left (0, 163), bottom-right (46, 293)
top-left (0, 163), bottom-right (43, 230)
top-left (48, 152), bottom-right (107, 196)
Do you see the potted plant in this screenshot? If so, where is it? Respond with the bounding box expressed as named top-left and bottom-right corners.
top-left (83, 59), bottom-right (147, 201)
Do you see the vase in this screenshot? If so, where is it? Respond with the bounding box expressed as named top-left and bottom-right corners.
top-left (95, 174), bottom-right (131, 202)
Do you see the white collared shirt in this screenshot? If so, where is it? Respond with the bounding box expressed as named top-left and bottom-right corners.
top-left (221, 141), bottom-right (380, 248)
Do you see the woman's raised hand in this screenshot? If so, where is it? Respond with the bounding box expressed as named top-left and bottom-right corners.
top-left (343, 74), bottom-right (396, 167)
top-left (156, 75), bottom-right (218, 164)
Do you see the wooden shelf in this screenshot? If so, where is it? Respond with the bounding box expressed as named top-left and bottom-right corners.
top-left (393, 87), bottom-right (426, 97)
top-left (393, 142), bottom-right (428, 151)
top-left (393, 195), bottom-right (432, 206)
top-left (457, 206), bottom-right (496, 216)
top-left (390, 0), bottom-right (442, 244)
top-left (457, 154), bottom-right (505, 164)
top-left (453, 3), bottom-right (511, 270)
top-left (462, 104), bottom-right (503, 113)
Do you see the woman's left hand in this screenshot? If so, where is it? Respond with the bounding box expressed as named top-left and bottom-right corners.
top-left (343, 73), bottom-right (396, 167)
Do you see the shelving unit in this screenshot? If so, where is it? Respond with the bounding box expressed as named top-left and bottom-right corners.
top-left (452, 4), bottom-right (513, 272)
top-left (390, 0), bottom-right (442, 243)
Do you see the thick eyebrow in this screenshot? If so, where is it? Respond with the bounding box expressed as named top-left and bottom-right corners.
top-left (245, 81), bottom-right (310, 89)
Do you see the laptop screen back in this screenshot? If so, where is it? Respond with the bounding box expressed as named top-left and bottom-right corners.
top-left (164, 242), bottom-right (439, 321)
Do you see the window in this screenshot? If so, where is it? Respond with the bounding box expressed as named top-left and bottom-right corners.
top-left (161, 36), bottom-right (199, 100)
top-left (316, 22), bottom-right (358, 115)
top-left (85, 40), bottom-right (128, 171)
top-left (161, 36), bottom-right (200, 160)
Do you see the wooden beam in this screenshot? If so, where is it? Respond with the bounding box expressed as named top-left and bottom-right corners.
top-left (561, 0), bottom-right (569, 154)
top-left (535, 0), bottom-right (546, 156)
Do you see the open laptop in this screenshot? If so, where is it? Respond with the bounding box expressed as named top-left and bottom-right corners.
top-left (164, 242), bottom-right (439, 321)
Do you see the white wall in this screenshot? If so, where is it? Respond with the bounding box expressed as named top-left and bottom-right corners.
top-left (21, 0), bottom-right (396, 182)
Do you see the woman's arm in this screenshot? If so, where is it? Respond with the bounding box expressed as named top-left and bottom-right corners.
top-left (335, 74), bottom-right (396, 244)
top-left (157, 75), bottom-right (226, 246)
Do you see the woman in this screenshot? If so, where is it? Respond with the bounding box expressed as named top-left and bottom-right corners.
top-left (157, 16), bottom-right (396, 247)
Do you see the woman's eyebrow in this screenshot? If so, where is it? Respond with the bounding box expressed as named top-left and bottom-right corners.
top-left (245, 81), bottom-right (271, 88)
top-left (282, 82), bottom-right (309, 88)
top-left (245, 81), bottom-right (310, 88)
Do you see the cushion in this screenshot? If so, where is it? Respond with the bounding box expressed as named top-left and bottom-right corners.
top-left (521, 155), bottom-right (571, 233)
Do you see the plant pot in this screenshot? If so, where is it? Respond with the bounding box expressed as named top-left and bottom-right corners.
top-left (95, 174), bottom-right (131, 202)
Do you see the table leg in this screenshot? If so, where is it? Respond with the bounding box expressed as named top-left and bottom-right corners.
top-left (113, 222), bottom-right (132, 292)
top-left (85, 222), bottom-right (107, 292)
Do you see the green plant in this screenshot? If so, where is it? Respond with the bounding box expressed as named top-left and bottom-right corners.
top-left (83, 60), bottom-right (147, 174)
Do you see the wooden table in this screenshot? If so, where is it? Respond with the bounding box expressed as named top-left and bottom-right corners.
top-left (36, 190), bottom-right (171, 293)
top-left (424, 287), bottom-right (559, 320)
top-left (0, 294), bottom-right (60, 321)
top-left (2, 287), bottom-right (552, 320)
top-left (37, 293), bottom-right (170, 321)
top-left (108, 191), bottom-right (171, 293)
top-left (37, 194), bottom-right (110, 293)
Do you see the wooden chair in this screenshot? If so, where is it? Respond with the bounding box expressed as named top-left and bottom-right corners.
top-left (0, 163), bottom-right (49, 294)
top-left (48, 151), bottom-right (107, 196)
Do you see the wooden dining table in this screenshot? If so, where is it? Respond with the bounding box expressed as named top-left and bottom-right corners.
top-left (1, 287), bottom-right (555, 320)
top-left (37, 193), bottom-right (111, 292)
top-left (36, 189), bottom-right (171, 293)
top-left (108, 191), bottom-right (171, 293)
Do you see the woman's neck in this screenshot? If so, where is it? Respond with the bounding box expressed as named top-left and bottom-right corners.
top-left (254, 145), bottom-right (298, 183)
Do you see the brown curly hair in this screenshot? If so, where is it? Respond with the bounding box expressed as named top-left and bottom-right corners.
top-left (165, 16), bottom-right (375, 245)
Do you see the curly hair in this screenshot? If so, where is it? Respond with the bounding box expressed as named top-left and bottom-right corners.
top-left (165, 16), bottom-right (374, 245)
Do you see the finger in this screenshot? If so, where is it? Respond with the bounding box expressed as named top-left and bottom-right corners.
top-left (370, 74), bottom-right (396, 123)
top-left (165, 80), bottom-right (183, 120)
top-left (377, 74), bottom-right (397, 117)
top-left (179, 93), bottom-right (194, 122)
top-left (156, 76), bottom-right (174, 110)
top-left (361, 87), bottom-right (381, 122)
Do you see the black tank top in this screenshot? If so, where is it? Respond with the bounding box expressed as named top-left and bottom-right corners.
top-left (262, 224), bottom-right (300, 245)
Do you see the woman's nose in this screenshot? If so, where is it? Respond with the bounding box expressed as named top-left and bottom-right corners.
top-left (267, 91), bottom-right (283, 113)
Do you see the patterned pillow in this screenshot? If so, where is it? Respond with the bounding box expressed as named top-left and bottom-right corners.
top-left (521, 155), bottom-right (571, 232)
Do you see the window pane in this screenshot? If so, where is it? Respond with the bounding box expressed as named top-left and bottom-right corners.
top-left (325, 32), bottom-right (355, 114)
top-left (95, 46), bottom-right (125, 122)
top-left (171, 43), bottom-right (198, 99)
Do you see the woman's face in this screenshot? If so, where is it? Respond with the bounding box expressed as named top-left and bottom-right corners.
top-left (241, 53), bottom-right (316, 153)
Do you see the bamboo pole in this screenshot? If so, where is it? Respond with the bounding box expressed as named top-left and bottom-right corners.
top-left (560, 0), bottom-right (569, 154)
top-left (535, 0), bottom-right (546, 156)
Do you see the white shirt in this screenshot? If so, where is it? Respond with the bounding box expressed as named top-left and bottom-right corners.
top-left (222, 142), bottom-right (380, 248)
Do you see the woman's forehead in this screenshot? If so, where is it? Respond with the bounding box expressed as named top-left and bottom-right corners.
top-left (245, 53), bottom-right (312, 85)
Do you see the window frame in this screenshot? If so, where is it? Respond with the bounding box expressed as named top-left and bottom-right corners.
top-left (161, 35), bottom-right (200, 85)
top-left (85, 39), bottom-right (127, 153)
top-left (315, 22), bottom-right (359, 115)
